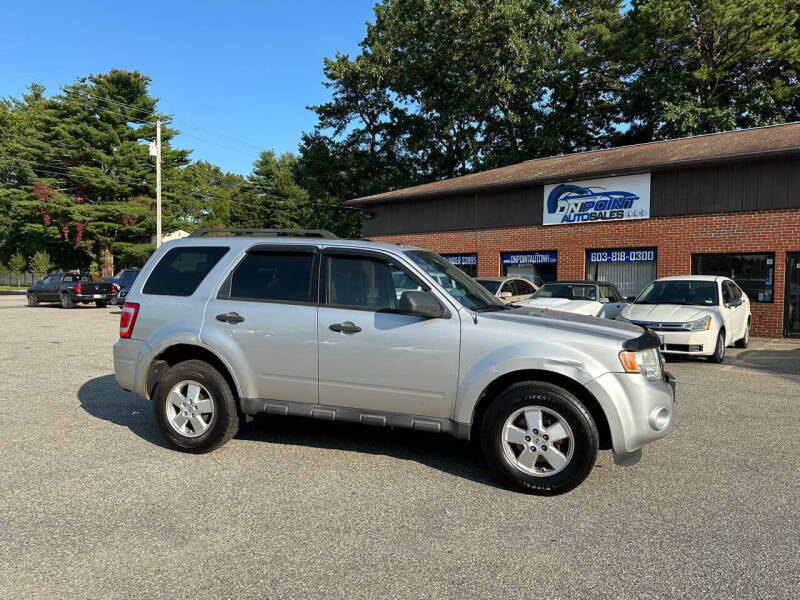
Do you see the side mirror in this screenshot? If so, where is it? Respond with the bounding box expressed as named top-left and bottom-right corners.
top-left (499, 291), bottom-right (512, 298)
top-left (625, 296), bottom-right (637, 303)
top-left (398, 290), bottom-right (446, 318)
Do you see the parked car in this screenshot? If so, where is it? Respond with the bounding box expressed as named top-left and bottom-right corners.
top-left (518, 281), bottom-right (628, 319)
top-left (27, 272), bottom-right (116, 308)
top-left (475, 276), bottom-right (538, 303)
top-left (617, 275), bottom-right (751, 363)
top-left (105, 267), bottom-right (141, 304)
top-left (113, 229), bottom-right (675, 495)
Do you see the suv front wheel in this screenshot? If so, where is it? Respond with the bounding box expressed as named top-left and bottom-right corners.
top-left (480, 381), bottom-right (599, 495)
top-left (153, 359), bottom-right (241, 453)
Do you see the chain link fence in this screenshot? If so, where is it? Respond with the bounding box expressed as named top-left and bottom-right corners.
top-left (0, 272), bottom-right (37, 287)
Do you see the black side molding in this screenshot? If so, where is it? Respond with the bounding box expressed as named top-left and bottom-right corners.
top-left (622, 328), bottom-right (662, 352)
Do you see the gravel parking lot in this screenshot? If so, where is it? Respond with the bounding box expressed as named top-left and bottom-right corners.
top-left (1, 293), bottom-right (798, 599)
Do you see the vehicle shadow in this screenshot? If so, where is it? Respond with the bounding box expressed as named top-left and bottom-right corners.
top-left (77, 375), bottom-right (498, 487)
top-left (78, 375), bottom-right (169, 448)
top-left (665, 345), bottom-right (800, 378)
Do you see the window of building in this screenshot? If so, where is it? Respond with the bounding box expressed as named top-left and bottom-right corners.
top-left (143, 246), bottom-right (229, 297)
top-left (441, 253), bottom-right (478, 277)
top-left (500, 251), bottom-right (557, 287)
top-left (691, 253), bottom-right (774, 302)
top-left (586, 248), bottom-right (657, 299)
top-left (229, 251), bottom-right (314, 303)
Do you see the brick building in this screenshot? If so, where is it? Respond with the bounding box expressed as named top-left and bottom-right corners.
top-left (348, 124), bottom-right (800, 337)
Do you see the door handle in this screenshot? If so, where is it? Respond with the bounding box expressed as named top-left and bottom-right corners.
top-left (216, 312), bottom-right (245, 324)
top-left (329, 321), bottom-right (361, 334)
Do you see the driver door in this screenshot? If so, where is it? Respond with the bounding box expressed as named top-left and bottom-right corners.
top-left (317, 249), bottom-right (460, 419)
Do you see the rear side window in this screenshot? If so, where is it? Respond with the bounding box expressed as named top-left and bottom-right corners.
top-left (143, 246), bottom-right (229, 296)
top-left (229, 251), bottom-right (314, 303)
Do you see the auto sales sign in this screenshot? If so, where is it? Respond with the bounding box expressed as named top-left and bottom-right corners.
top-left (543, 173), bottom-right (651, 225)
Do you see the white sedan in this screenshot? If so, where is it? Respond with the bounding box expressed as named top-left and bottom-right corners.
top-left (617, 275), bottom-right (751, 363)
top-left (518, 281), bottom-right (628, 319)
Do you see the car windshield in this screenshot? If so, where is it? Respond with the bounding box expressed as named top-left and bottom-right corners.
top-left (477, 280), bottom-right (500, 294)
top-left (635, 280), bottom-right (718, 306)
top-left (405, 250), bottom-right (506, 311)
top-left (532, 283), bottom-right (596, 301)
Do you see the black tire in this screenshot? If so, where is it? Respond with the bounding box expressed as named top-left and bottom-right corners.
top-left (707, 329), bottom-right (725, 363)
top-left (735, 319), bottom-right (750, 348)
top-left (26, 293), bottom-right (39, 307)
top-left (152, 359), bottom-right (241, 453)
top-left (95, 301), bottom-right (108, 308)
top-left (480, 381), bottom-right (599, 495)
top-left (61, 293), bottom-right (74, 309)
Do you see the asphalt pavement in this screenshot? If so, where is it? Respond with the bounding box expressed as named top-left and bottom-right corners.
top-left (0, 294), bottom-right (798, 599)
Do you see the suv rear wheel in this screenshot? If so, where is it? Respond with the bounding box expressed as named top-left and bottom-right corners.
top-left (480, 381), bottom-right (599, 495)
top-left (153, 359), bottom-right (241, 452)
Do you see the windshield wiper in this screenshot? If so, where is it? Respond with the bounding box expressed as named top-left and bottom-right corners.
top-left (476, 304), bottom-right (512, 312)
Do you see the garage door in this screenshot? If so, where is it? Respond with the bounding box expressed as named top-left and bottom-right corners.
top-left (586, 248), bottom-right (657, 299)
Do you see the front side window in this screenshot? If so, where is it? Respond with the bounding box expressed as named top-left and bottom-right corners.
top-left (636, 280), bottom-right (719, 306)
top-left (516, 279), bottom-right (535, 295)
top-left (230, 251), bottom-right (314, 303)
top-left (143, 246), bottom-right (229, 297)
top-left (599, 285), bottom-right (620, 302)
top-left (691, 253), bottom-right (773, 302)
top-left (326, 255), bottom-right (423, 311)
top-left (500, 280), bottom-right (518, 296)
top-left (406, 250), bottom-right (504, 311)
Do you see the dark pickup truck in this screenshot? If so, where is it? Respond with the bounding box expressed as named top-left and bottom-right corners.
top-left (27, 272), bottom-right (116, 308)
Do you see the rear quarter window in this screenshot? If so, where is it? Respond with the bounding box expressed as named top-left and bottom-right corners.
top-left (143, 246), bottom-right (229, 297)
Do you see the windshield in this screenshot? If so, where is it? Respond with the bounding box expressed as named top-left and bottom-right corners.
top-left (406, 250), bottom-right (505, 311)
top-left (636, 280), bottom-right (718, 306)
top-left (477, 280), bottom-right (500, 294)
top-left (532, 283), bottom-right (596, 301)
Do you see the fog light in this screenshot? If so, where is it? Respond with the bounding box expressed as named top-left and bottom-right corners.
top-left (649, 406), bottom-right (670, 431)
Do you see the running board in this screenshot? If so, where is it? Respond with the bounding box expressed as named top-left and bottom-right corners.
top-left (239, 398), bottom-right (470, 439)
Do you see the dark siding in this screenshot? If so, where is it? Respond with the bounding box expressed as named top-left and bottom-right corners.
top-left (363, 156), bottom-right (800, 235)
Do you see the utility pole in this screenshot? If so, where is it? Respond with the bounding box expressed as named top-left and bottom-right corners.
top-left (156, 119), bottom-right (162, 248)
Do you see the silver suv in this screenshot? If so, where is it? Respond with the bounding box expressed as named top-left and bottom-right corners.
top-left (113, 229), bottom-right (675, 494)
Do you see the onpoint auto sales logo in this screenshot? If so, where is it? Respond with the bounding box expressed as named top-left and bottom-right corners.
top-left (542, 173), bottom-right (651, 225)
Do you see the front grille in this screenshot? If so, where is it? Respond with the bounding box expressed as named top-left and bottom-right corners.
top-left (663, 344), bottom-right (703, 352)
top-left (631, 321), bottom-right (687, 332)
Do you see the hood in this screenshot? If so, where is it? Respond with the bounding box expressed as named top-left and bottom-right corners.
top-left (520, 297), bottom-right (601, 316)
top-left (479, 305), bottom-right (643, 344)
top-left (621, 303), bottom-right (714, 323)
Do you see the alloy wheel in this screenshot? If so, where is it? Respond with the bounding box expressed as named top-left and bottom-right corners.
top-left (165, 380), bottom-right (215, 438)
top-left (500, 406), bottom-right (574, 477)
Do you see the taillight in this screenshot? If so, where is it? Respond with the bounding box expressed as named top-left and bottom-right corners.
top-left (75, 283), bottom-right (82, 294)
top-left (119, 302), bottom-right (140, 339)
top-left (112, 284), bottom-right (119, 293)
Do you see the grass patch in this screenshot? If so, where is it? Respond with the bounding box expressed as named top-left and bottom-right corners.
top-left (0, 285), bottom-right (27, 291)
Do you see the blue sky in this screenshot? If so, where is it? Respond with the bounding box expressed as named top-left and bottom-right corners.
top-left (0, 1), bottom-right (377, 174)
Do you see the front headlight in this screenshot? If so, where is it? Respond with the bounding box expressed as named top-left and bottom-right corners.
top-left (619, 347), bottom-right (664, 381)
top-left (686, 316), bottom-right (712, 331)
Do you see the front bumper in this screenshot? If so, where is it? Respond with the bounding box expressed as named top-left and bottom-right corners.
top-left (586, 370), bottom-right (676, 456)
top-left (653, 328), bottom-right (717, 356)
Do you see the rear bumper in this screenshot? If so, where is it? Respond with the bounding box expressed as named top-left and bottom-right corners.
top-left (113, 338), bottom-right (152, 395)
top-left (74, 293), bottom-right (115, 302)
top-left (586, 370), bottom-right (675, 456)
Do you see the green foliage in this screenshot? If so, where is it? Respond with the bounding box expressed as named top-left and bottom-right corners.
top-left (8, 252), bottom-right (25, 275)
top-left (619, 0), bottom-right (800, 141)
top-left (28, 250), bottom-right (53, 276)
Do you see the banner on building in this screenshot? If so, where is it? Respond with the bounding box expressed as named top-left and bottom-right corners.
top-left (543, 173), bottom-right (651, 226)
top-left (586, 248), bottom-right (657, 263)
top-left (442, 253), bottom-right (478, 266)
top-left (501, 251), bottom-right (557, 265)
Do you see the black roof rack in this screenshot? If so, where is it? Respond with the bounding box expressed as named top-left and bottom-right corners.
top-left (189, 228), bottom-right (338, 239)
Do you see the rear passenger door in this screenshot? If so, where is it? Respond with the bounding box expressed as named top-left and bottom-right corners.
top-left (317, 249), bottom-right (460, 419)
top-left (201, 245), bottom-right (319, 405)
